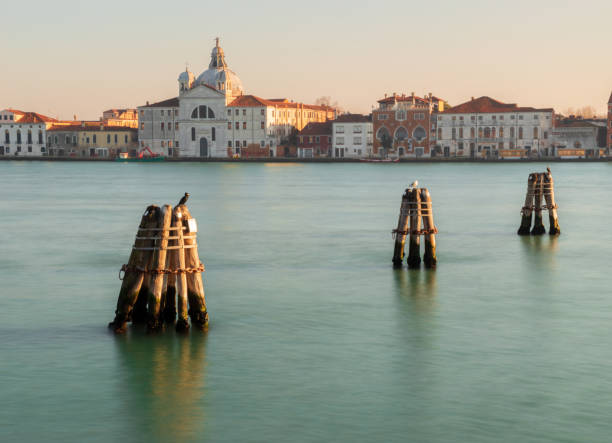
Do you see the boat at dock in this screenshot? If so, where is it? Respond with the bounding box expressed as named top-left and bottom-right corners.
top-left (115, 149), bottom-right (165, 162)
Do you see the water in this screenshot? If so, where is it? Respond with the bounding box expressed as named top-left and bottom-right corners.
top-left (1, 161), bottom-right (612, 442)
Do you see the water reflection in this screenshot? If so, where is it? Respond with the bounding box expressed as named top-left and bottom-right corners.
top-left (393, 268), bottom-right (437, 314)
top-left (519, 235), bottom-right (559, 271)
top-left (113, 332), bottom-right (207, 442)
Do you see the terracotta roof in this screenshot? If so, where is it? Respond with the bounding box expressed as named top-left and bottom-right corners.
top-left (298, 121), bottom-right (332, 136)
top-left (334, 113), bottom-right (371, 123)
top-left (48, 124), bottom-right (136, 132)
top-left (5, 109), bottom-right (57, 123)
top-left (140, 97), bottom-right (179, 108)
top-left (443, 96), bottom-right (553, 114)
top-left (228, 95), bottom-right (272, 107)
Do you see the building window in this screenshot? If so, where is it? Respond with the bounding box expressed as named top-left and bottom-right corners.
top-left (161, 122), bottom-right (164, 130)
top-left (175, 122), bottom-right (179, 130)
top-left (353, 137), bottom-right (362, 145)
top-left (228, 122), bottom-right (231, 130)
top-left (395, 126), bottom-right (408, 142)
top-left (5, 130), bottom-right (9, 143)
top-left (544, 131), bottom-right (548, 139)
top-left (459, 127), bottom-right (463, 138)
top-left (228, 141), bottom-right (232, 147)
top-left (227, 110), bottom-right (231, 116)
top-left (519, 127), bottom-right (523, 139)
top-left (452, 128), bottom-right (456, 140)
top-left (124, 135), bottom-right (128, 143)
top-left (27, 130), bottom-right (32, 144)
top-left (533, 127), bottom-right (538, 139)
top-left (396, 110), bottom-right (406, 121)
top-left (114, 134), bottom-right (118, 143)
top-left (191, 127), bottom-right (195, 141)
top-left (140, 123), bottom-right (144, 130)
top-left (377, 114), bottom-right (388, 120)
top-left (38, 131), bottom-right (42, 144)
top-left (242, 109), bottom-right (246, 116)
top-left (161, 110), bottom-right (164, 116)
top-left (93, 134), bottom-right (97, 144)
top-left (484, 127), bottom-right (490, 138)
top-left (107, 134), bottom-right (111, 143)
top-left (510, 127), bottom-right (515, 138)
top-left (243, 122), bottom-right (247, 130)
top-left (413, 126), bottom-right (426, 142)
top-left (336, 125), bottom-right (344, 133)
top-left (235, 109), bottom-right (239, 116)
top-left (212, 127), bottom-right (216, 141)
top-left (336, 137), bottom-right (344, 145)
top-left (437, 128), bottom-right (442, 139)
top-left (261, 121), bottom-right (264, 129)
top-left (499, 127), bottom-right (504, 137)
top-left (260, 109), bottom-right (265, 116)
top-left (235, 122), bottom-right (239, 130)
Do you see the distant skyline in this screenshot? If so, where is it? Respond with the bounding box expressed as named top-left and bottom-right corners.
top-left (2, 0), bottom-right (611, 120)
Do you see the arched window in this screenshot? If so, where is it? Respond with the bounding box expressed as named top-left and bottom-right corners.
top-left (484, 127), bottom-right (491, 138)
top-left (499, 127), bottom-right (504, 138)
top-left (394, 126), bottom-right (409, 142)
top-left (4, 130), bottom-right (9, 144)
top-left (533, 127), bottom-right (538, 139)
top-left (208, 107), bottom-right (215, 119)
top-left (198, 105), bottom-right (207, 118)
top-left (510, 127), bottom-right (515, 138)
top-left (518, 127), bottom-right (523, 139)
top-left (16, 130), bottom-right (21, 144)
top-left (491, 127), bottom-right (496, 138)
top-left (191, 107), bottom-right (198, 119)
top-left (470, 127), bottom-right (475, 138)
top-left (212, 127), bottom-right (216, 141)
top-left (413, 126), bottom-right (426, 142)
top-left (27, 130), bottom-right (32, 144)
top-left (191, 127), bottom-right (195, 141)
top-left (376, 126), bottom-right (390, 142)
top-left (478, 127), bottom-right (483, 138)
top-left (38, 130), bottom-right (43, 144)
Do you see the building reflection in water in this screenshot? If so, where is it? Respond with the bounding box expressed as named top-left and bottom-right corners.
top-left (113, 331), bottom-right (207, 441)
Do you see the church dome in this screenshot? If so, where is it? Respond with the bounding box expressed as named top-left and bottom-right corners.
top-left (178, 69), bottom-right (194, 83)
top-left (195, 38), bottom-right (243, 95)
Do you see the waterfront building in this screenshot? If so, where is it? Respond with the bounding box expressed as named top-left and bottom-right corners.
top-left (101, 109), bottom-right (138, 128)
top-left (606, 93), bottom-right (612, 154)
top-left (331, 114), bottom-right (372, 158)
top-left (372, 93), bottom-right (446, 158)
top-left (47, 122), bottom-right (138, 157)
top-left (436, 96), bottom-right (554, 159)
top-left (226, 95), bottom-right (335, 158)
top-left (0, 109), bottom-right (57, 156)
top-left (137, 98), bottom-right (180, 156)
top-left (139, 38), bottom-right (336, 158)
top-left (297, 121), bottom-right (332, 158)
top-left (552, 117), bottom-right (607, 158)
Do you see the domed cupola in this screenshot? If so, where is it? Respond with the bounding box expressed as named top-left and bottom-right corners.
top-left (195, 38), bottom-right (243, 100)
top-left (178, 67), bottom-right (195, 95)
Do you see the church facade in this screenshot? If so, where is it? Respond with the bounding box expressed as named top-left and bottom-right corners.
top-left (138, 39), bottom-right (334, 158)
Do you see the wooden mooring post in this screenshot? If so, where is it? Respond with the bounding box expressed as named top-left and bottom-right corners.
top-left (517, 168), bottom-right (560, 236)
top-left (392, 183), bottom-right (438, 269)
top-left (109, 193), bottom-right (208, 334)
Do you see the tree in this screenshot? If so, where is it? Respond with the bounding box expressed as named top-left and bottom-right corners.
top-left (315, 96), bottom-right (343, 114)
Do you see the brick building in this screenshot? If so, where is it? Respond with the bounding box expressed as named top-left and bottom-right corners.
top-left (297, 121), bottom-right (332, 158)
top-left (372, 93), bottom-right (446, 158)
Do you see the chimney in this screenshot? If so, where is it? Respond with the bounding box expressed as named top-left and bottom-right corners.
top-left (471, 97), bottom-right (475, 101)
top-left (146, 101), bottom-right (150, 106)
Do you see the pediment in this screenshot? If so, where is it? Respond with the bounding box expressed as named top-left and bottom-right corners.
top-left (182, 84), bottom-right (225, 99)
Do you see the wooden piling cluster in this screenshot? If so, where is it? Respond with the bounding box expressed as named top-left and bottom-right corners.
top-left (517, 168), bottom-right (560, 236)
top-left (109, 195), bottom-right (208, 333)
top-left (392, 185), bottom-right (438, 269)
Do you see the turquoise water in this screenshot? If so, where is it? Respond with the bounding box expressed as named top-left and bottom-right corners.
top-left (1, 161), bottom-right (612, 442)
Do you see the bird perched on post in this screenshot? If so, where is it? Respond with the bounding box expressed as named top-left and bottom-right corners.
top-left (546, 166), bottom-right (551, 175)
top-left (178, 192), bottom-right (190, 206)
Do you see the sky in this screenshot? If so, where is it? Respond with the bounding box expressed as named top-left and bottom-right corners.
top-left (1, 0), bottom-right (611, 120)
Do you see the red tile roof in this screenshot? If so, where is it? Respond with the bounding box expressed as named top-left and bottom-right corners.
top-left (443, 96), bottom-right (553, 114)
top-left (228, 95), bottom-right (334, 112)
top-left (298, 121), bottom-right (332, 136)
top-left (334, 113), bottom-right (371, 123)
top-left (140, 97), bottom-right (179, 108)
top-left (6, 109), bottom-right (58, 123)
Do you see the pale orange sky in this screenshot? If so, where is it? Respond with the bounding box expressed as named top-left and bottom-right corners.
top-left (2, 0), bottom-right (611, 120)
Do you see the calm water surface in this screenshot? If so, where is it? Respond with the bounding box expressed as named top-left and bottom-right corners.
top-left (1, 161), bottom-right (612, 442)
